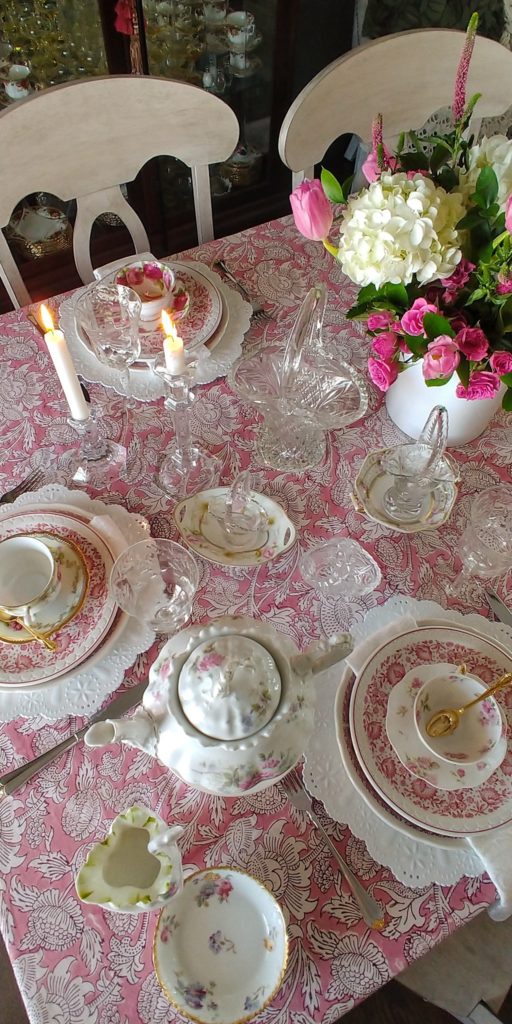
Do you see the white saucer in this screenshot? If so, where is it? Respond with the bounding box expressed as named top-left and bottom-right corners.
top-left (386, 662), bottom-right (507, 790)
top-left (0, 532), bottom-right (89, 642)
top-left (174, 488), bottom-right (296, 567)
top-left (351, 448), bottom-right (459, 532)
top-left (153, 867), bottom-right (287, 1024)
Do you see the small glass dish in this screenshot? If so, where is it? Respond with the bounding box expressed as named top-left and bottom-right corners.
top-left (300, 538), bottom-right (381, 599)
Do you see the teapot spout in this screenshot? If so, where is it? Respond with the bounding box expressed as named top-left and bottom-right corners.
top-left (85, 708), bottom-right (158, 757)
top-left (290, 632), bottom-right (353, 678)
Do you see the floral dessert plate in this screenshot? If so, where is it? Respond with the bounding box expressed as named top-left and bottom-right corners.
top-left (153, 867), bottom-right (288, 1024)
top-left (351, 449), bottom-right (459, 533)
top-left (174, 488), bottom-right (296, 567)
top-left (349, 624), bottom-right (512, 835)
top-left (0, 510), bottom-right (117, 687)
top-left (386, 662), bottom-right (507, 791)
top-left (0, 532), bottom-right (88, 643)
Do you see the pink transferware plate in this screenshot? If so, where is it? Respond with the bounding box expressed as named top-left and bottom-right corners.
top-left (0, 510), bottom-right (117, 688)
top-left (75, 261), bottom-right (223, 367)
top-left (348, 624), bottom-right (512, 836)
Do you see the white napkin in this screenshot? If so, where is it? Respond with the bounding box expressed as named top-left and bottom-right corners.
top-left (89, 515), bottom-right (130, 559)
top-left (467, 831), bottom-right (512, 920)
top-left (345, 615), bottom-right (418, 675)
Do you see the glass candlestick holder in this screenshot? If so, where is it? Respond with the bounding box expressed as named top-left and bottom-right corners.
top-left (67, 406), bottom-right (126, 486)
top-left (153, 355), bottom-right (220, 498)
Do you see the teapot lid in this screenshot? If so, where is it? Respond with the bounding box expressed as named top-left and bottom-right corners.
top-left (177, 634), bottom-right (281, 740)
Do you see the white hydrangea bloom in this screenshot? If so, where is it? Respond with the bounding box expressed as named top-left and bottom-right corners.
top-left (337, 172), bottom-right (464, 288)
top-left (457, 135), bottom-right (512, 209)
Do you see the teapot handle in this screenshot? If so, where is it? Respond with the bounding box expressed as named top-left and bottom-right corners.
top-left (290, 632), bottom-right (353, 677)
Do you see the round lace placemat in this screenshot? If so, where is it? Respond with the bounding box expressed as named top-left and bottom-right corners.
top-left (0, 485), bottom-right (155, 721)
top-left (304, 596), bottom-right (512, 886)
top-left (58, 263), bottom-right (252, 400)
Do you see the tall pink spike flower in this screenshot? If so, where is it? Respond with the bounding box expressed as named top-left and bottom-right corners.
top-left (371, 114), bottom-right (387, 171)
top-left (452, 13), bottom-right (478, 124)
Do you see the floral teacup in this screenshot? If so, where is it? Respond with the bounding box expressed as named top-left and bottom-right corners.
top-left (0, 535), bottom-right (58, 621)
top-left (115, 261), bottom-right (175, 323)
top-left (414, 667), bottom-right (506, 766)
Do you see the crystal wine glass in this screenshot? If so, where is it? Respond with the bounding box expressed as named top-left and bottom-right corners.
top-left (447, 486), bottom-right (512, 597)
top-left (75, 281), bottom-right (142, 400)
top-left (300, 538), bottom-right (381, 625)
top-left (109, 539), bottom-right (199, 635)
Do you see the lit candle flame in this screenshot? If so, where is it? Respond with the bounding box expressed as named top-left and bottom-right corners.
top-left (39, 304), bottom-right (54, 333)
top-left (161, 310), bottom-right (178, 341)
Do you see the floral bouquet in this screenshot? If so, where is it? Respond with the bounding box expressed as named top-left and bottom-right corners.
top-left (290, 14), bottom-right (512, 411)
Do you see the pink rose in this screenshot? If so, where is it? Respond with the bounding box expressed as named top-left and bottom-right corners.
top-left (441, 258), bottom-right (475, 290)
top-left (490, 350), bottom-right (512, 375)
top-left (401, 298), bottom-right (438, 336)
top-left (367, 311), bottom-right (396, 331)
top-left (455, 326), bottom-right (489, 361)
top-left (290, 179), bottom-right (334, 241)
top-left (372, 331), bottom-right (399, 359)
top-left (125, 267), bottom-right (144, 286)
top-left (368, 356), bottom-right (398, 392)
top-left (506, 194), bottom-right (512, 234)
top-left (361, 146), bottom-right (397, 183)
top-left (143, 262), bottom-right (164, 279)
top-left (455, 371), bottom-right (501, 400)
top-left (422, 337), bottom-right (460, 380)
top-left (497, 277), bottom-right (512, 295)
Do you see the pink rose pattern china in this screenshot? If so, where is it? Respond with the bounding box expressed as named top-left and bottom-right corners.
top-left (0, 216), bottom-right (509, 1024)
top-left (350, 625), bottom-right (512, 835)
top-left (131, 264), bottom-right (223, 361)
top-left (0, 512), bottom-right (116, 686)
top-left (385, 663), bottom-right (508, 791)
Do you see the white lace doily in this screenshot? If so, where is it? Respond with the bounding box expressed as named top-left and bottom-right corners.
top-left (58, 263), bottom-right (252, 400)
top-left (304, 596), bottom-right (512, 887)
top-left (0, 485), bottom-right (155, 721)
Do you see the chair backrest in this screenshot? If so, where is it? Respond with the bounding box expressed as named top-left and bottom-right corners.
top-left (279, 29), bottom-right (512, 188)
top-left (0, 75), bottom-right (239, 308)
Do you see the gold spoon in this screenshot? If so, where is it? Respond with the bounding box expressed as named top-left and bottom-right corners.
top-left (426, 671), bottom-right (512, 738)
top-left (0, 608), bottom-right (57, 652)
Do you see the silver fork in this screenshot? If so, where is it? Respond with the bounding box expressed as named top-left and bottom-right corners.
top-left (282, 772), bottom-right (385, 930)
top-left (0, 468), bottom-right (45, 505)
top-left (213, 259), bottom-right (272, 324)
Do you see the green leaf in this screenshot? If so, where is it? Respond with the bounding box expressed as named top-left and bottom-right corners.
top-left (399, 151), bottom-right (430, 172)
top-left (457, 355), bottom-right (470, 389)
top-left (500, 373), bottom-right (512, 387)
top-left (457, 211), bottom-right (485, 230)
top-left (474, 166), bottom-right (499, 208)
top-left (320, 167), bottom-right (345, 204)
top-left (357, 283), bottom-right (378, 304)
top-left (401, 333), bottom-right (426, 358)
top-left (502, 387), bottom-right (512, 412)
top-left (437, 166), bottom-right (458, 191)
top-left (422, 312), bottom-right (455, 340)
top-left (430, 144), bottom-right (450, 173)
top-left (425, 376), bottom-right (452, 387)
top-left (382, 282), bottom-right (408, 307)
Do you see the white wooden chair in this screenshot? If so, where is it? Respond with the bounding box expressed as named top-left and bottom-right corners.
top-left (0, 75), bottom-right (239, 308)
top-left (278, 29), bottom-right (512, 188)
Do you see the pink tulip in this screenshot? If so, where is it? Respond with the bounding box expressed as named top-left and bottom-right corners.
top-left (455, 371), bottom-right (501, 400)
top-left (490, 351), bottom-right (512, 375)
top-left (401, 298), bottom-right (437, 337)
top-left (422, 337), bottom-right (460, 380)
top-left (455, 327), bottom-right (489, 362)
top-left (506, 195), bottom-right (512, 234)
top-left (368, 356), bottom-right (398, 391)
top-left (290, 179), bottom-right (333, 241)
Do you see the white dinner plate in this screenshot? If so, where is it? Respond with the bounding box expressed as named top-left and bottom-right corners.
top-left (153, 867), bottom-right (287, 1024)
top-left (0, 508), bottom-right (119, 687)
top-left (348, 624), bottom-right (512, 836)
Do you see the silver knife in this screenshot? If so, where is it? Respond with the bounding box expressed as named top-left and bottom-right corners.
top-left (485, 591), bottom-right (512, 629)
top-left (0, 681), bottom-right (147, 798)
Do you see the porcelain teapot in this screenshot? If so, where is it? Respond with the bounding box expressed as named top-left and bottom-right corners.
top-left (85, 616), bottom-right (353, 796)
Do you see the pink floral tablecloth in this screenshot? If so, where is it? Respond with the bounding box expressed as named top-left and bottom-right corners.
top-left (1, 216), bottom-right (512, 1024)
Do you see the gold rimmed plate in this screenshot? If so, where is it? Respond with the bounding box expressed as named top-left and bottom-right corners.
top-left (174, 488), bottom-right (296, 567)
top-left (0, 511), bottom-right (117, 688)
top-left (153, 867), bottom-right (287, 1024)
top-left (0, 532), bottom-right (88, 645)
